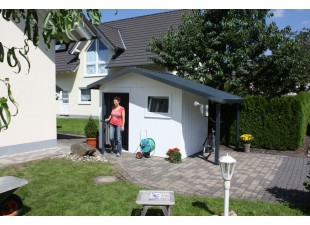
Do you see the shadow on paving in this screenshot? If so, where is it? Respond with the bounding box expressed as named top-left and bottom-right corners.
top-left (266, 186), bottom-right (310, 213)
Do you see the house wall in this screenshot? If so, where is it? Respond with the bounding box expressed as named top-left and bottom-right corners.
top-left (99, 72), bottom-right (184, 158)
top-left (56, 40), bottom-right (115, 118)
top-left (181, 91), bottom-right (209, 157)
top-left (0, 14), bottom-right (57, 155)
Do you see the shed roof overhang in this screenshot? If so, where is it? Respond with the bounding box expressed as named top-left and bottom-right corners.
top-left (87, 67), bottom-right (246, 104)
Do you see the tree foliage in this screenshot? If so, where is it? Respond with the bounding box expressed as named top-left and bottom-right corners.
top-left (295, 28), bottom-right (310, 90)
top-left (0, 9), bottom-right (102, 131)
top-left (149, 9), bottom-right (310, 97)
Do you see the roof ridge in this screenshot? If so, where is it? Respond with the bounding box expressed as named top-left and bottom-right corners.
top-left (101, 9), bottom-right (187, 25)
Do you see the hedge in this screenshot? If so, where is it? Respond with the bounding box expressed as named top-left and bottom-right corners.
top-left (219, 92), bottom-right (310, 151)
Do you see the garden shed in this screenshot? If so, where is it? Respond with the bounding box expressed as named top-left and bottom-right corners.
top-left (88, 67), bottom-right (245, 164)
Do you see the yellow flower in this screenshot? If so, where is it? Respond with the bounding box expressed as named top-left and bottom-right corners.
top-left (240, 134), bottom-right (254, 143)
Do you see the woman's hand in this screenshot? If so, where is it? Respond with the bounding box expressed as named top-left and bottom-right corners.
top-left (121, 125), bottom-right (125, 131)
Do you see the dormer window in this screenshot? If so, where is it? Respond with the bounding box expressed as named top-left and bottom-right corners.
top-left (85, 40), bottom-right (108, 76)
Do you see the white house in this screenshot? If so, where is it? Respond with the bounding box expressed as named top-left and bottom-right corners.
top-left (55, 10), bottom-right (189, 118)
top-left (56, 40), bottom-right (116, 118)
top-left (0, 11), bottom-right (57, 156)
top-left (0, 10), bottom-right (97, 156)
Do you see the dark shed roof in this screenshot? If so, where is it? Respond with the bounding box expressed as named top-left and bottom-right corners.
top-left (55, 43), bottom-right (80, 72)
top-left (97, 10), bottom-right (191, 68)
top-left (87, 67), bottom-right (245, 104)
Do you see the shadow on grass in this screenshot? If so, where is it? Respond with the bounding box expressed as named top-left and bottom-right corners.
top-left (266, 186), bottom-right (310, 214)
top-left (131, 208), bottom-right (164, 216)
top-left (192, 201), bottom-right (215, 215)
top-left (22, 204), bottom-right (31, 215)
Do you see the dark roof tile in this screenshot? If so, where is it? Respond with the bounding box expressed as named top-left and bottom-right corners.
top-left (98, 10), bottom-right (191, 68)
top-left (56, 43), bottom-right (80, 72)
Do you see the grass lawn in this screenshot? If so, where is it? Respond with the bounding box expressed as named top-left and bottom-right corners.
top-left (1, 158), bottom-right (309, 216)
top-left (57, 118), bottom-right (99, 136)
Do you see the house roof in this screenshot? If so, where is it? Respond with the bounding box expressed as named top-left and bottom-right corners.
top-left (98, 24), bottom-right (126, 50)
top-left (55, 10), bottom-right (190, 72)
top-left (55, 43), bottom-right (80, 72)
top-left (87, 67), bottom-right (246, 104)
top-left (96, 9), bottom-right (191, 68)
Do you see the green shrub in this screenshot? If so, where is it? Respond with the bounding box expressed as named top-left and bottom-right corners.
top-left (84, 116), bottom-right (98, 138)
top-left (220, 92), bottom-right (310, 151)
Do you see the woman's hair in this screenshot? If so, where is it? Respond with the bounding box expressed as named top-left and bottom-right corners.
top-left (113, 96), bottom-right (121, 102)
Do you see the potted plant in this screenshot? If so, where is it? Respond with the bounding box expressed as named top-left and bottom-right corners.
top-left (240, 134), bottom-right (254, 153)
top-left (84, 116), bottom-right (98, 148)
top-left (166, 147), bottom-right (182, 163)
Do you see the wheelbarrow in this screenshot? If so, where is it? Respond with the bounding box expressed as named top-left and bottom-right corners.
top-left (0, 176), bottom-right (28, 216)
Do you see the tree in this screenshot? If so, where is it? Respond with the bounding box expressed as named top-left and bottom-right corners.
top-left (149, 9), bottom-right (310, 97)
top-left (0, 9), bottom-right (102, 131)
top-left (295, 28), bottom-right (310, 90)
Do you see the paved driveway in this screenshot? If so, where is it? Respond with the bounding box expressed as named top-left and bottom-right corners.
top-left (0, 135), bottom-right (308, 206)
top-left (105, 146), bottom-right (309, 205)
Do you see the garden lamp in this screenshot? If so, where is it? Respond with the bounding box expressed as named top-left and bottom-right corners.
top-left (219, 154), bottom-right (236, 216)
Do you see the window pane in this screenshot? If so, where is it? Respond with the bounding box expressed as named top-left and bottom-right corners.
top-left (98, 41), bottom-right (108, 62)
top-left (86, 41), bottom-right (96, 63)
top-left (148, 97), bottom-right (169, 113)
top-left (81, 89), bottom-right (91, 102)
top-left (86, 64), bottom-right (96, 74)
top-left (98, 64), bottom-right (108, 74)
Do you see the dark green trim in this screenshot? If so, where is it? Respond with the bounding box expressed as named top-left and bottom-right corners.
top-left (236, 104), bottom-right (240, 150)
top-left (215, 103), bottom-right (221, 165)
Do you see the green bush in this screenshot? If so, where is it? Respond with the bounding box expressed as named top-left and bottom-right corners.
top-left (84, 116), bottom-right (98, 138)
top-left (220, 92), bottom-right (310, 151)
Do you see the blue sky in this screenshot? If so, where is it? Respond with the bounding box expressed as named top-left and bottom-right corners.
top-left (100, 9), bottom-right (310, 32)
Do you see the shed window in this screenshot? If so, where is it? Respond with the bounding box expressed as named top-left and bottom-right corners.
top-left (148, 97), bottom-right (169, 113)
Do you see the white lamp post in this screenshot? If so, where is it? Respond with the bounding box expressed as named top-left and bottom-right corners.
top-left (219, 154), bottom-right (236, 216)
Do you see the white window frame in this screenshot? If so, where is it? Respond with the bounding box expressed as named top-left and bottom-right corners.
top-left (144, 94), bottom-right (172, 119)
top-left (79, 88), bottom-right (91, 105)
top-left (85, 39), bottom-right (108, 77)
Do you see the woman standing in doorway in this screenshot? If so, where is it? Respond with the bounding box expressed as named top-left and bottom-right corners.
top-left (105, 96), bottom-right (125, 157)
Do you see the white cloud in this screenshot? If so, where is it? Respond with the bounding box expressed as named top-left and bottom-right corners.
top-left (301, 20), bottom-right (309, 25)
top-left (273, 9), bottom-right (286, 18)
